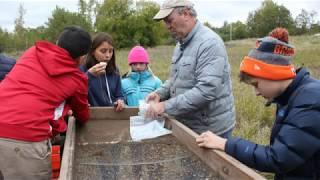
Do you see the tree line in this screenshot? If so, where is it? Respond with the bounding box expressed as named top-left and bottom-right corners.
top-left (0, 0), bottom-right (319, 52)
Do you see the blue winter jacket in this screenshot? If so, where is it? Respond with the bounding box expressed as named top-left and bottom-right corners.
top-left (121, 70), bottom-right (162, 106)
top-left (0, 54), bottom-right (15, 81)
top-left (225, 68), bottom-right (320, 179)
top-left (80, 65), bottom-right (124, 107)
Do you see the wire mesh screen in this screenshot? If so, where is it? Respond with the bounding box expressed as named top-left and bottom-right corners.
top-left (73, 133), bottom-right (222, 180)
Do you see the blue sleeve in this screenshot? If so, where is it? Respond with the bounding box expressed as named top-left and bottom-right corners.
top-left (225, 137), bottom-right (274, 172)
top-left (79, 65), bottom-right (87, 73)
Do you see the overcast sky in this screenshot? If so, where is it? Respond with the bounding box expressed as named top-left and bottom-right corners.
top-left (0, 0), bottom-right (319, 32)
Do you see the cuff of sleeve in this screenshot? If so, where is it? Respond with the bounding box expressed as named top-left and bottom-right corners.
top-left (155, 89), bottom-right (167, 101)
top-left (164, 100), bottom-right (175, 115)
top-left (225, 137), bottom-right (241, 156)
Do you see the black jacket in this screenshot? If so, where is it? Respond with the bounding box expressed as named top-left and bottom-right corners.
top-left (0, 54), bottom-right (15, 81)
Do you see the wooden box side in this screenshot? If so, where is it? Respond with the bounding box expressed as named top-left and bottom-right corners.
top-left (166, 118), bottom-right (265, 180)
top-left (59, 117), bottom-right (76, 180)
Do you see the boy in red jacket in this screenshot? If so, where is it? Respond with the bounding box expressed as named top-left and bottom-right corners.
top-left (0, 26), bottom-right (91, 179)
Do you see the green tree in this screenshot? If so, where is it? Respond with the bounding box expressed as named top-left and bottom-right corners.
top-left (95, 0), bottom-right (169, 48)
top-left (14, 3), bottom-right (26, 34)
top-left (0, 28), bottom-right (13, 52)
top-left (13, 3), bottom-right (28, 50)
top-left (232, 21), bottom-right (249, 40)
top-left (294, 9), bottom-right (320, 35)
top-left (132, 1), bottom-right (169, 46)
top-left (219, 21), bottom-right (231, 41)
top-left (95, 0), bottom-right (135, 48)
top-left (44, 6), bottom-right (92, 42)
top-left (215, 21), bottom-right (249, 41)
top-left (78, 0), bottom-right (97, 29)
top-left (24, 27), bottom-right (47, 48)
top-left (295, 9), bottom-right (311, 35)
top-left (246, 0), bottom-right (294, 37)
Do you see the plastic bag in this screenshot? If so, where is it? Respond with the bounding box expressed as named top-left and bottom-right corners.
top-left (129, 100), bottom-right (172, 141)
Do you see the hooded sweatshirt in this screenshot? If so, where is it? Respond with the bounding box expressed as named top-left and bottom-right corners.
top-left (0, 41), bottom-right (89, 142)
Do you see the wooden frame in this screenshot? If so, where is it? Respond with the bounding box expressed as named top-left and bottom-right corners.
top-left (59, 107), bottom-right (265, 180)
top-left (166, 118), bottom-right (264, 179)
top-left (60, 116), bottom-right (76, 180)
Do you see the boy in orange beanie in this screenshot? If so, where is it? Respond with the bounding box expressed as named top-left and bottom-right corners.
top-left (196, 28), bottom-right (320, 179)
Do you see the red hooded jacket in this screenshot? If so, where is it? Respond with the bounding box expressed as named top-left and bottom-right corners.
top-left (0, 41), bottom-right (89, 142)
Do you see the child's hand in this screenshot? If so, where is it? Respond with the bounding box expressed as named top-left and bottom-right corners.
top-left (88, 62), bottom-right (107, 76)
top-left (196, 131), bottom-right (227, 151)
top-left (145, 92), bottom-right (160, 103)
top-left (114, 99), bottom-right (125, 112)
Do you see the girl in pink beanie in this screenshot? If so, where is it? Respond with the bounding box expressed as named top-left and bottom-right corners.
top-left (122, 46), bottom-right (162, 106)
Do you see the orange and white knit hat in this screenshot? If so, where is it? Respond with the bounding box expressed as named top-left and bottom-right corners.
top-left (240, 28), bottom-right (296, 80)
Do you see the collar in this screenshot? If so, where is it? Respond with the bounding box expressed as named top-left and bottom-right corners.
top-left (273, 67), bottom-right (309, 106)
top-left (128, 70), bottom-right (152, 83)
top-left (178, 20), bottom-right (200, 51)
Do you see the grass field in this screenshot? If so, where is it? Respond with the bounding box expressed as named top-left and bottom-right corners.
top-left (115, 35), bottom-right (320, 178)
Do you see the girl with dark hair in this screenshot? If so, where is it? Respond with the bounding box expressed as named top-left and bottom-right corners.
top-left (80, 32), bottom-right (124, 111)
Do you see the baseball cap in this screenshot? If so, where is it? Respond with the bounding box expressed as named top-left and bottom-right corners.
top-left (153, 0), bottom-right (194, 20)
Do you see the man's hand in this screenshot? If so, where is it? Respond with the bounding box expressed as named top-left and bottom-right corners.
top-left (196, 131), bottom-right (227, 151)
top-left (145, 92), bottom-right (160, 103)
top-left (145, 102), bottom-right (165, 118)
top-left (88, 62), bottom-right (107, 76)
top-left (114, 99), bottom-right (125, 112)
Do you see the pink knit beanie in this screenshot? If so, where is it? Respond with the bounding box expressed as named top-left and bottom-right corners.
top-left (128, 46), bottom-right (150, 65)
